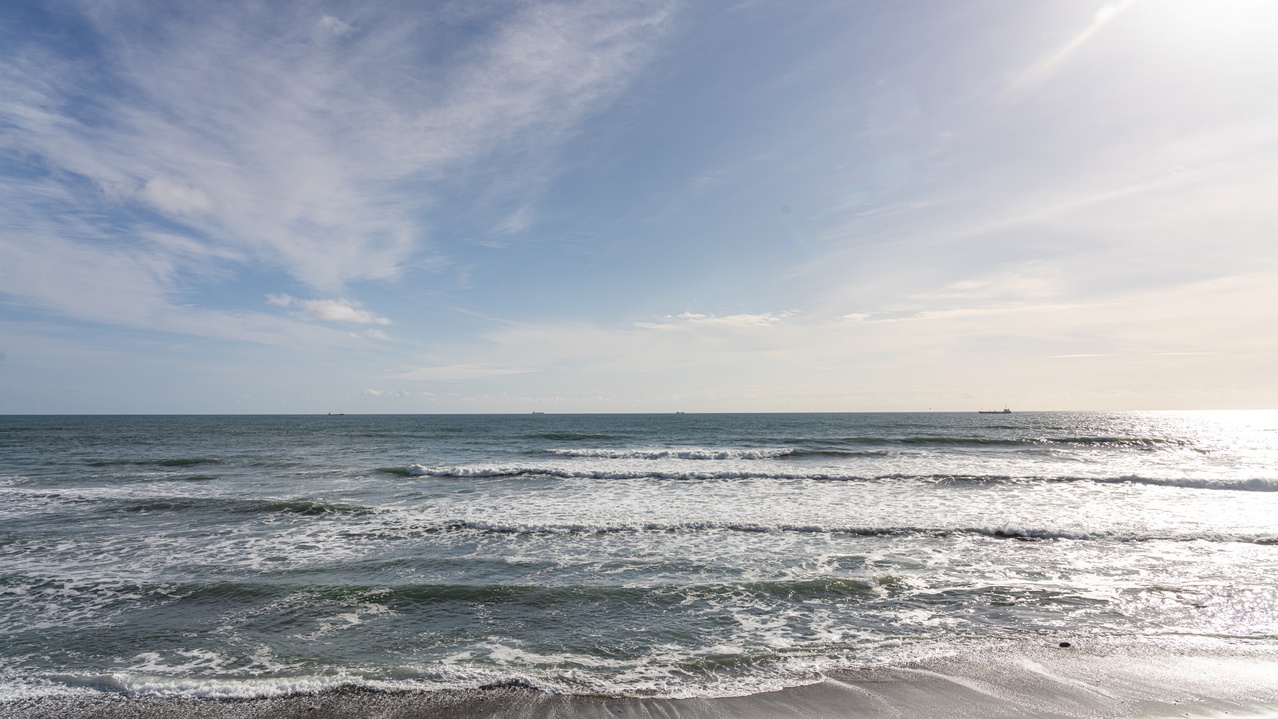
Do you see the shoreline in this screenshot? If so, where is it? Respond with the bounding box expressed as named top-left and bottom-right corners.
top-left (8, 641), bottom-right (1278, 719)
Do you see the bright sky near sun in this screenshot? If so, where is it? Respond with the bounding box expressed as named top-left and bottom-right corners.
top-left (1, 0), bottom-right (1276, 413)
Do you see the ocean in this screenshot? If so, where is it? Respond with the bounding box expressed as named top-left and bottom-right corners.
top-left (2, 411), bottom-right (1276, 702)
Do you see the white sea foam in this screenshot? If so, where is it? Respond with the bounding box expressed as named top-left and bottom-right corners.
top-left (546, 448), bottom-right (793, 460)
top-left (8, 413), bottom-right (1278, 704)
top-left (36, 672), bottom-right (364, 699)
top-left (402, 464), bottom-right (1278, 491)
top-left (0, 638), bottom-right (902, 701)
top-left (425, 518), bottom-right (1277, 545)
top-left (1095, 475), bottom-right (1278, 491)
top-left (403, 463), bottom-right (834, 480)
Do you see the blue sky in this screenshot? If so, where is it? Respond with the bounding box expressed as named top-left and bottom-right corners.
top-left (1, 0), bottom-right (1276, 413)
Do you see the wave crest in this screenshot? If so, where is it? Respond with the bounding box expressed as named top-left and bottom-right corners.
top-left (545, 448), bottom-right (792, 460)
top-left (413, 519), bottom-right (1277, 545)
top-left (401, 465), bottom-right (1278, 491)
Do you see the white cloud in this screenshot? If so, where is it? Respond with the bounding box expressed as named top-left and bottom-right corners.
top-left (362, 388), bottom-right (409, 399)
top-left (0, 231), bottom-right (174, 326)
top-left (634, 311), bottom-right (791, 330)
top-left (678, 311), bottom-right (789, 327)
top-left (0, 0), bottom-right (673, 327)
top-left (0, 231), bottom-right (356, 346)
top-left (142, 231), bottom-right (242, 261)
top-left (394, 363), bottom-right (537, 381)
top-left (141, 177), bottom-right (213, 215)
top-left (267, 294), bottom-right (390, 325)
top-left (494, 204), bottom-right (536, 235)
top-left (316, 15), bottom-right (353, 37)
top-left (0, 183), bottom-right (360, 347)
top-left (384, 272), bottom-right (1278, 409)
top-left (799, 117), bottom-right (1278, 326)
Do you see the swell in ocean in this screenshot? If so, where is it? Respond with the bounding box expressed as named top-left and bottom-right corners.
top-left (401, 462), bottom-right (1278, 491)
top-left (2, 412), bottom-right (1277, 702)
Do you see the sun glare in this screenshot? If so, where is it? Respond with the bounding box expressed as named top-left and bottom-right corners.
top-left (1155, 0), bottom-right (1278, 47)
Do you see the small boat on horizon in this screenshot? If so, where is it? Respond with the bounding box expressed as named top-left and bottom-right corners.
top-left (978, 408), bottom-right (1012, 414)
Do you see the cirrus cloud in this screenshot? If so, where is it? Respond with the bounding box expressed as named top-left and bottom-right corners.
top-left (0, 0), bottom-right (673, 330)
top-left (267, 294), bottom-right (390, 325)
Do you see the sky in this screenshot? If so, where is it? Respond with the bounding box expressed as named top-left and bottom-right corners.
top-left (1, 0), bottom-right (1276, 413)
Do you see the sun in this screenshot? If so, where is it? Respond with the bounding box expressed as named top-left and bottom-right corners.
top-left (1157, 0), bottom-right (1278, 42)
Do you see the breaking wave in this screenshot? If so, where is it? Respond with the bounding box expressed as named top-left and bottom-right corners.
top-left (545, 448), bottom-right (793, 460)
top-left (1094, 476), bottom-right (1278, 492)
top-left (401, 464), bottom-right (1278, 491)
top-left (411, 519), bottom-right (1276, 544)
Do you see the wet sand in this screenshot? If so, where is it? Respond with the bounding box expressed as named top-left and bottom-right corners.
top-left (7, 641), bottom-right (1278, 719)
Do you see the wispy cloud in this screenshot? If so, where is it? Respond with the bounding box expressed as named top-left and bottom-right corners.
top-left (0, 230), bottom-right (175, 326)
top-left (799, 116), bottom-right (1278, 321)
top-left (5, 1), bottom-right (1275, 412)
top-left (393, 363), bottom-right (537, 381)
top-left (361, 388), bottom-right (409, 399)
top-left (384, 268), bottom-right (1278, 409)
top-left (635, 311), bottom-right (792, 330)
top-left (267, 294), bottom-right (391, 325)
top-left (0, 0), bottom-right (672, 335)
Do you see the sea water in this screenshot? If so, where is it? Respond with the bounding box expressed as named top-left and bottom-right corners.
top-left (1, 411), bottom-right (1276, 700)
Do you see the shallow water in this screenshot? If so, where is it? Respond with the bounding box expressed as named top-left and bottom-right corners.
top-left (2, 411), bottom-right (1276, 699)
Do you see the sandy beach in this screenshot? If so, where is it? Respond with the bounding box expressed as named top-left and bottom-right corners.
top-left (8, 640), bottom-right (1278, 719)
